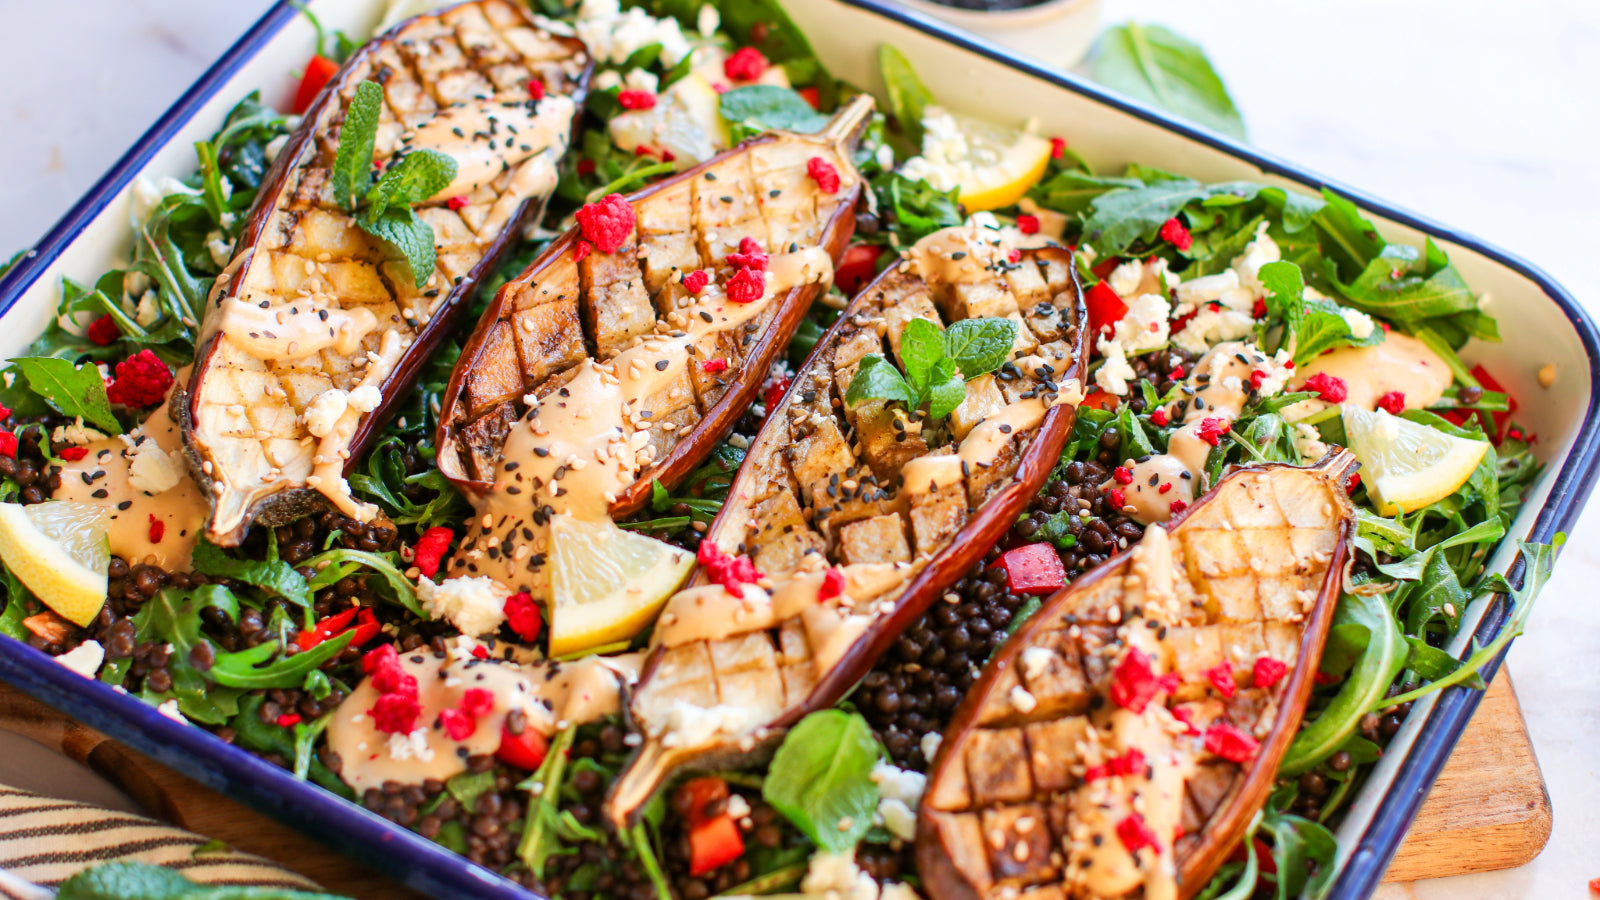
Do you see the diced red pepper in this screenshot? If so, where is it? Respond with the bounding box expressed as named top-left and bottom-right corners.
top-left (688, 810), bottom-right (745, 876)
top-left (496, 723), bottom-right (549, 770)
top-left (1090, 257), bottom-right (1121, 281)
top-left (1081, 389), bottom-right (1119, 412)
top-left (349, 608), bottom-right (381, 648)
top-left (835, 243), bottom-right (882, 296)
top-left (1085, 281), bottom-right (1129, 339)
top-left (297, 607), bottom-right (358, 651)
top-left (993, 543), bottom-right (1066, 596)
top-left (294, 55), bottom-right (340, 115)
top-left (762, 376), bottom-right (792, 412)
top-left (798, 87), bottom-right (820, 110)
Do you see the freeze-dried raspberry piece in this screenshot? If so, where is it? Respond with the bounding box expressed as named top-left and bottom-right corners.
top-left (1196, 417), bottom-right (1232, 446)
top-left (439, 707), bottom-right (475, 741)
top-left (723, 47), bottom-right (768, 82)
top-left (806, 157), bottom-right (840, 193)
top-left (697, 542), bottom-right (762, 599)
top-left (617, 89), bottom-right (656, 110)
top-left (1203, 662), bottom-right (1237, 699)
top-left (1016, 214), bottom-right (1040, 235)
top-left (460, 688), bottom-right (494, 718)
top-left (105, 350), bottom-right (174, 408)
top-left (447, 195), bottom-right (469, 211)
top-left (369, 692), bottom-right (421, 735)
top-left (148, 515), bottom-right (165, 544)
top-left (700, 358), bottom-right (728, 374)
top-left (527, 78), bottom-right (545, 100)
top-left (1304, 372), bottom-right (1348, 403)
top-left (86, 315), bottom-right (119, 346)
top-left (682, 269), bottom-right (709, 294)
top-left (412, 527), bottom-right (453, 578)
top-left (1378, 390), bottom-right (1406, 414)
top-left (726, 236), bottom-right (768, 272)
top-left (58, 447), bottom-right (87, 461)
top-left (1116, 814), bottom-right (1161, 855)
top-left (1159, 217), bottom-right (1193, 251)
top-left (725, 266), bottom-right (765, 303)
top-left (818, 567), bottom-right (845, 601)
top-left (503, 591), bottom-right (542, 642)
top-left (1253, 656), bottom-right (1288, 689)
top-left (574, 193), bottom-right (636, 254)
top-left (1204, 721), bottom-right (1261, 763)
top-left (1109, 650), bottom-right (1170, 714)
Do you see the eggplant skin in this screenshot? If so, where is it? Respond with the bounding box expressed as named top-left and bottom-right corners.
top-left (435, 98), bottom-right (874, 519)
top-left (181, 0), bottom-right (591, 546)
top-left (604, 240), bottom-right (1089, 830)
top-left (916, 453), bottom-right (1357, 900)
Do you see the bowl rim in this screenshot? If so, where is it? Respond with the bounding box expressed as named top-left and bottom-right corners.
top-left (0, 2), bottom-right (1593, 899)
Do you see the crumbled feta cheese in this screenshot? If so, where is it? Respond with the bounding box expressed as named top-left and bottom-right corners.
top-left (655, 701), bottom-right (760, 747)
top-left (387, 727), bottom-right (436, 762)
top-left (802, 852), bottom-right (879, 900)
top-left (696, 3), bottom-right (719, 37)
top-left (1171, 307), bottom-right (1255, 355)
top-left (1231, 222), bottom-right (1281, 295)
top-left (205, 231), bottom-right (233, 269)
top-left (725, 794), bottom-right (752, 820)
top-left (56, 640), bottom-right (104, 678)
top-left (1107, 260), bottom-right (1145, 298)
top-left (156, 699), bottom-right (187, 723)
top-left (879, 799), bottom-right (917, 841)
top-left (303, 389), bottom-right (350, 438)
top-left (1021, 646), bottom-right (1055, 681)
top-left (1251, 348), bottom-right (1296, 399)
top-left (1009, 684), bottom-right (1038, 713)
top-left (1340, 307), bottom-right (1376, 339)
top-left (346, 384), bottom-right (382, 414)
top-left (576, 0), bottom-right (691, 67)
top-left (1293, 423), bottom-right (1328, 461)
top-left (872, 761), bottom-right (926, 807)
top-left (1174, 269), bottom-right (1253, 314)
top-left (127, 438), bottom-right (186, 495)
top-left (920, 731), bottom-right (943, 762)
top-left (898, 108), bottom-right (970, 193)
top-left (1094, 336), bottom-right (1138, 396)
top-left (623, 68), bottom-right (660, 94)
top-left (592, 70), bottom-right (623, 91)
top-left (264, 134), bottom-right (289, 165)
top-left (417, 576), bottom-right (510, 637)
top-left (52, 420), bottom-right (106, 447)
top-left (874, 144), bottom-right (895, 171)
top-left (1111, 293), bottom-right (1172, 355)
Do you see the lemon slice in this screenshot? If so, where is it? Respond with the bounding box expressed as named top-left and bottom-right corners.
top-left (548, 514), bottom-right (695, 657)
top-left (609, 73), bottom-right (730, 171)
top-left (903, 111), bottom-right (1053, 212)
top-left (0, 501), bottom-right (109, 627)
top-left (1341, 406), bottom-right (1491, 516)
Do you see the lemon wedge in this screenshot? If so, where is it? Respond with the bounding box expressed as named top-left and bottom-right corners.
top-left (1341, 406), bottom-right (1491, 516)
top-left (609, 73), bottom-right (729, 171)
top-left (902, 110), bottom-right (1053, 212)
top-left (0, 501), bottom-right (109, 627)
top-left (547, 514), bottom-right (695, 657)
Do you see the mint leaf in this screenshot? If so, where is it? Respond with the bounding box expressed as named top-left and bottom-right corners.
top-left (58, 860), bottom-right (348, 900)
top-left (898, 317), bottom-right (946, 394)
top-left (330, 80), bottom-right (384, 211)
top-left (361, 206), bottom-right (436, 289)
top-left (1091, 23), bottom-right (1246, 140)
top-left (9, 356), bottom-right (119, 432)
top-left (944, 317), bottom-right (1016, 377)
top-left (1259, 261), bottom-right (1380, 365)
top-left (719, 85), bottom-right (828, 136)
top-left (928, 375), bottom-right (966, 421)
top-left (763, 710), bottom-right (881, 852)
top-left (367, 148), bottom-right (457, 217)
top-left (844, 355), bottom-right (915, 409)
top-left (192, 539), bottom-right (311, 608)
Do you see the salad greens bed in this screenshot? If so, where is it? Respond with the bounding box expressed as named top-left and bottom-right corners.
top-left (0, 1), bottom-right (1563, 898)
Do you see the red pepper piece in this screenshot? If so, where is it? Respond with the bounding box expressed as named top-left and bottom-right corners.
top-left (993, 543), bottom-right (1066, 596)
top-left (1085, 281), bottom-right (1129, 339)
top-left (298, 607), bottom-right (358, 651)
top-left (1081, 388), bottom-right (1119, 412)
top-left (835, 243), bottom-right (882, 296)
top-left (689, 814), bottom-right (745, 876)
top-left (496, 723), bottom-right (549, 770)
top-left (797, 87), bottom-right (820, 109)
top-left (349, 608), bottom-right (381, 648)
top-left (293, 55), bottom-right (340, 115)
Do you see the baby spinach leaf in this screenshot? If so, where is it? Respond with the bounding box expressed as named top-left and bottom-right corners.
top-left (1090, 23), bottom-right (1246, 140)
top-left (719, 85), bottom-right (828, 136)
top-left (763, 709), bottom-right (882, 852)
top-left (8, 356), bottom-right (120, 432)
top-left (1080, 178), bottom-right (1206, 255)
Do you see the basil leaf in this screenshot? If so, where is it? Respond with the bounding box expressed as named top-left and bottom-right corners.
top-left (191, 539), bottom-right (311, 608)
top-left (1091, 23), bottom-right (1246, 140)
top-left (927, 375), bottom-right (966, 421)
top-left (844, 355), bottom-right (915, 409)
top-left (898, 317), bottom-right (946, 392)
top-left (763, 710), bottom-right (881, 852)
top-left (719, 85), bottom-right (828, 135)
top-left (330, 80), bottom-right (384, 211)
top-left (8, 356), bottom-right (120, 432)
top-left (361, 206), bottom-right (437, 289)
top-left (879, 45), bottom-right (933, 146)
top-left (367, 148), bottom-right (457, 217)
top-left (944, 317), bottom-right (1017, 377)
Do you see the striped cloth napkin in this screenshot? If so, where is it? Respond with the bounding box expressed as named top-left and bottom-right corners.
top-left (0, 784), bottom-right (323, 898)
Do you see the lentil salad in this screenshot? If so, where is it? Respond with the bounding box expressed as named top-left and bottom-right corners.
top-left (0, 1), bottom-right (1559, 899)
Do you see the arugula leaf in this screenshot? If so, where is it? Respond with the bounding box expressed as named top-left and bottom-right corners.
top-left (210, 631), bottom-right (351, 690)
top-left (844, 355), bottom-right (915, 409)
top-left (304, 548), bottom-right (425, 618)
top-left (1311, 189), bottom-right (1385, 280)
top-left (879, 45), bottom-right (933, 147)
top-left (1027, 169), bottom-right (1142, 217)
top-left (719, 85), bottom-right (828, 137)
top-left (873, 172), bottom-right (963, 246)
top-left (763, 709), bottom-right (882, 852)
top-left (128, 586), bottom-right (244, 724)
top-left (8, 357), bottom-right (120, 432)
top-left (944, 317), bottom-right (1016, 377)
top-left (1090, 23), bottom-right (1246, 140)
top-left (1260, 806), bottom-right (1338, 900)
top-left (1080, 178), bottom-right (1207, 255)
top-left (360, 206), bottom-right (437, 289)
top-left (330, 81), bottom-right (384, 211)
top-left (365, 148), bottom-right (457, 218)
top-left (518, 726), bottom-right (577, 877)
top-left (191, 539), bottom-right (312, 608)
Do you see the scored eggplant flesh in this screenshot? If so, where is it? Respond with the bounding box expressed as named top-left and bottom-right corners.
top-left (604, 223), bottom-right (1089, 829)
top-left (182, 0), bottom-right (590, 546)
top-left (435, 96), bottom-right (873, 502)
top-left (917, 453), bottom-right (1358, 900)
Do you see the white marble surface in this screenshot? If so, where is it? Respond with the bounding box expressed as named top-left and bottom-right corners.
top-left (0, 0), bottom-right (1594, 897)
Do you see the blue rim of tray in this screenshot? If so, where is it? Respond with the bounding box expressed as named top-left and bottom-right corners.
top-left (0, 1), bottom-right (1594, 898)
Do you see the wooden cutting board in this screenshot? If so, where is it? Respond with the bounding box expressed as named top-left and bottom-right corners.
top-left (0, 671), bottom-right (1549, 896)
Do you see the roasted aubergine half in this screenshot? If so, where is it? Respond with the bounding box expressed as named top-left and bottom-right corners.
top-left (182, 0), bottom-right (590, 545)
top-left (606, 222), bottom-right (1089, 827)
top-left (435, 95), bottom-right (875, 508)
top-left (917, 452), bottom-right (1358, 900)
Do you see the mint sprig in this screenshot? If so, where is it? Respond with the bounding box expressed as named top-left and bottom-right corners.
top-left (1259, 260), bottom-right (1382, 367)
top-left (844, 316), bottom-right (1016, 420)
top-left (330, 81), bottom-right (457, 288)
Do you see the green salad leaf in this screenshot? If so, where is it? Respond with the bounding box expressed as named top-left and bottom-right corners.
top-left (845, 316), bottom-right (1016, 421)
top-left (1090, 23), bottom-right (1246, 140)
top-left (57, 861), bottom-right (351, 900)
top-left (763, 709), bottom-right (882, 852)
top-left (7, 357), bottom-right (119, 431)
top-left (191, 538), bottom-right (312, 608)
top-left (719, 85), bottom-right (828, 138)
